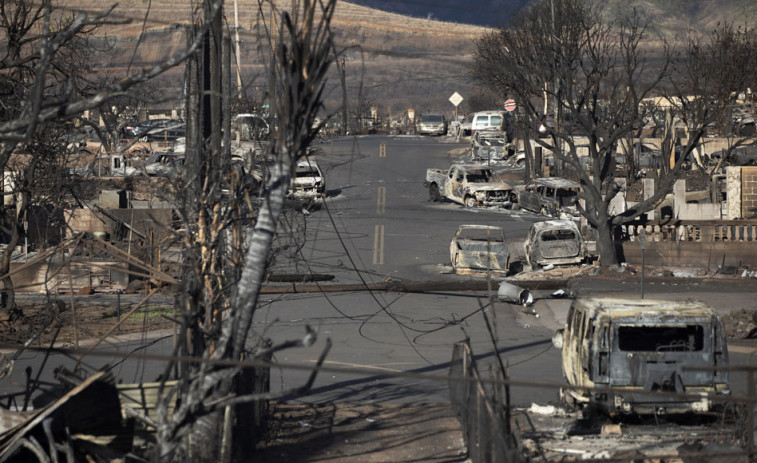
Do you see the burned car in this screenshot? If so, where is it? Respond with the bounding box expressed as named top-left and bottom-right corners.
top-left (450, 225), bottom-right (509, 275)
top-left (708, 144), bottom-right (757, 167)
top-left (524, 220), bottom-right (585, 270)
top-left (516, 177), bottom-right (580, 217)
top-left (557, 298), bottom-right (729, 415)
top-left (470, 130), bottom-right (511, 164)
top-left (288, 159), bottom-right (325, 202)
top-left (425, 164), bottom-right (515, 208)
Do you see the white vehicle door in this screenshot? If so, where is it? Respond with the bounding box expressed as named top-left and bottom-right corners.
top-left (447, 167), bottom-right (465, 203)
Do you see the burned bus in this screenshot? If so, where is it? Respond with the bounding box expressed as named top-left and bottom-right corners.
top-left (557, 298), bottom-right (729, 414)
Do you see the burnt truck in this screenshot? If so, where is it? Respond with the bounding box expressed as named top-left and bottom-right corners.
top-left (450, 225), bottom-right (509, 275)
top-left (425, 163), bottom-right (514, 208)
top-left (557, 298), bottom-right (730, 415)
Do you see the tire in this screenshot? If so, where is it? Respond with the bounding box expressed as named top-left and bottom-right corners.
top-left (429, 183), bottom-right (441, 202)
top-left (465, 196), bottom-right (477, 208)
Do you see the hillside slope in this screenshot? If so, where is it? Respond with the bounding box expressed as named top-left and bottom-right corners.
top-left (68, 0), bottom-right (490, 115)
top-left (56, 0), bottom-right (757, 118)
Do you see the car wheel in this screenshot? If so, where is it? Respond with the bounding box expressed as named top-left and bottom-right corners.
top-left (429, 183), bottom-right (441, 202)
top-left (465, 196), bottom-right (477, 208)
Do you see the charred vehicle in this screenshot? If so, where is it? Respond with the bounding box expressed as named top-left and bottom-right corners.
top-left (524, 220), bottom-right (585, 269)
top-left (425, 164), bottom-right (514, 208)
top-left (516, 177), bottom-right (581, 217)
top-left (558, 298), bottom-right (730, 414)
top-left (288, 159), bottom-right (325, 201)
top-left (450, 225), bottom-right (509, 275)
top-left (470, 130), bottom-right (511, 164)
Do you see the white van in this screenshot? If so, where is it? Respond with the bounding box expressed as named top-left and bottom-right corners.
top-left (470, 110), bottom-right (506, 135)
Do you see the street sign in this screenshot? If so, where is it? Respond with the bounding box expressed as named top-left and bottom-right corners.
top-left (449, 92), bottom-right (463, 107)
top-left (504, 99), bottom-right (516, 112)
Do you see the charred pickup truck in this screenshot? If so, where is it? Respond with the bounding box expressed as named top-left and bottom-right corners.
top-left (450, 225), bottom-right (509, 275)
top-left (425, 164), bottom-right (514, 208)
top-left (556, 298), bottom-right (730, 415)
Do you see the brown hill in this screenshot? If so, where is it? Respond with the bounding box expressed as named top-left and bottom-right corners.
top-left (58, 0), bottom-right (757, 120)
top-left (66, 0), bottom-right (490, 118)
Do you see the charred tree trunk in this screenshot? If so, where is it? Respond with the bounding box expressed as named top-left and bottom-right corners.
top-left (595, 215), bottom-right (619, 268)
top-left (157, 1), bottom-right (336, 460)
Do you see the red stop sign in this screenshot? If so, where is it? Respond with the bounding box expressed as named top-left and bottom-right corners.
top-left (504, 99), bottom-right (516, 112)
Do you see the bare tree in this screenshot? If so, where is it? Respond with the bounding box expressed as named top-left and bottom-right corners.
top-left (0, 0), bottom-right (225, 313)
top-left (154, 0), bottom-right (336, 460)
top-left (472, 0), bottom-right (755, 267)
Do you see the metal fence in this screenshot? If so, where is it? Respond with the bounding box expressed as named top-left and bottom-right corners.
top-left (449, 340), bottom-right (757, 462)
top-left (449, 341), bottom-right (521, 463)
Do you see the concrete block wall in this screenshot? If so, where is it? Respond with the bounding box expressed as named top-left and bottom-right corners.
top-left (65, 209), bottom-right (110, 236)
top-left (673, 180), bottom-right (720, 220)
top-left (741, 167), bottom-right (757, 219)
top-left (10, 259), bottom-right (128, 292)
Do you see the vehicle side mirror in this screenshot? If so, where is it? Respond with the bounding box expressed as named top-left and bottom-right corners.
top-left (552, 329), bottom-right (564, 349)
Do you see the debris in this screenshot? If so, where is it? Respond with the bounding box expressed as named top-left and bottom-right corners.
top-left (0, 371), bottom-right (133, 461)
top-left (497, 281), bottom-right (532, 306)
top-left (601, 424), bottom-right (622, 436)
top-left (671, 268), bottom-right (706, 278)
top-left (527, 403), bottom-right (565, 416)
top-left (718, 265), bottom-right (738, 275)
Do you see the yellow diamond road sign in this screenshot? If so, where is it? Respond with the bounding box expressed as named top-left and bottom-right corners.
top-left (449, 92), bottom-right (463, 107)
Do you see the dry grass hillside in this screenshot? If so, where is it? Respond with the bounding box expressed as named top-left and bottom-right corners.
top-left (64, 0), bottom-right (490, 117)
top-left (55, 0), bottom-right (757, 119)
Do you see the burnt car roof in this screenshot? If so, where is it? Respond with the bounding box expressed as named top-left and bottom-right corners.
top-left (527, 177), bottom-right (581, 189)
top-left (456, 224), bottom-right (504, 231)
top-left (531, 219), bottom-right (580, 232)
top-left (574, 297), bottom-right (717, 319)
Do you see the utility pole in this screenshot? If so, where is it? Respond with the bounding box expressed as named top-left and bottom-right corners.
top-left (340, 56), bottom-right (348, 134)
top-left (233, 0), bottom-right (243, 98)
top-left (268, 2), bottom-right (277, 113)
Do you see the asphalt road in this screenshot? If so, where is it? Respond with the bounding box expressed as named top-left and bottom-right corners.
top-left (2, 134), bottom-right (756, 411)
top-left (281, 134), bottom-right (540, 283)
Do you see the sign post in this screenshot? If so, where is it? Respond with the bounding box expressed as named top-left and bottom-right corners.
top-left (449, 92), bottom-right (463, 125)
top-left (639, 228), bottom-right (647, 299)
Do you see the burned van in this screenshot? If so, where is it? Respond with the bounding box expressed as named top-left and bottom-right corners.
top-left (558, 298), bottom-right (729, 414)
top-left (524, 220), bottom-right (585, 270)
